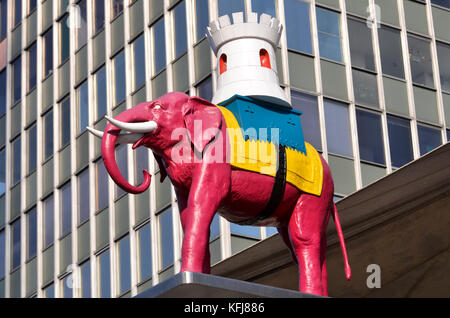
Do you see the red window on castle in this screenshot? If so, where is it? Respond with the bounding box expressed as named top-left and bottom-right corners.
top-left (260, 49), bottom-right (271, 69)
top-left (219, 54), bottom-right (227, 74)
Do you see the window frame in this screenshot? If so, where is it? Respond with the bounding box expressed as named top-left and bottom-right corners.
top-left (407, 34), bottom-right (435, 89)
top-left (43, 194), bottom-right (54, 249)
top-left (27, 124), bottom-right (37, 174)
top-left (60, 182), bottom-right (72, 238)
top-left (59, 14), bottom-right (71, 65)
top-left (77, 168), bottom-right (90, 225)
top-left (136, 222), bottom-right (152, 283)
top-left (42, 109), bottom-right (54, 161)
top-left (76, 80), bottom-right (89, 134)
top-left (42, 28), bottom-right (53, 79)
top-left (27, 42), bottom-right (37, 92)
top-left (92, 0), bottom-right (105, 36)
top-left (171, 0), bottom-right (188, 60)
top-left (26, 207), bottom-right (37, 260)
top-left (131, 34), bottom-right (146, 92)
top-left (59, 96), bottom-right (71, 149)
top-left (112, 51), bottom-right (127, 106)
top-left (111, 0), bottom-right (124, 20)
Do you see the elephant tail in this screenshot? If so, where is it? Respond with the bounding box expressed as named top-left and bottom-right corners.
top-left (332, 203), bottom-right (351, 280)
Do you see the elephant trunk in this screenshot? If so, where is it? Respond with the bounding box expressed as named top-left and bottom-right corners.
top-left (101, 108), bottom-right (153, 194)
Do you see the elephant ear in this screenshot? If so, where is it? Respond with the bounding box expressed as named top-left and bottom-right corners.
top-left (182, 96), bottom-right (222, 155)
top-left (153, 152), bottom-right (167, 183)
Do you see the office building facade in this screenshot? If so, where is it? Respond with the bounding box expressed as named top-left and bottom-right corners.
top-left (0, 0), bottom-right (449, 298)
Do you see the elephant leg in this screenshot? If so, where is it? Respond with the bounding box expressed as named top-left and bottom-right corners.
top-left (176, 191), bottom-right (211, 274)
top-left (321, 238), bottom-right (328, 296)
top-left (277, 226), bottom-right (298, 264)
top-left (180, 162), bottom-right (230, 273)
top-left (288, 194), bottom-right (330, 296)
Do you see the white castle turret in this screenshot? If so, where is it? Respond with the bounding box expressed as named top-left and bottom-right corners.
top-left (206, 12), bottom-right (290, 107)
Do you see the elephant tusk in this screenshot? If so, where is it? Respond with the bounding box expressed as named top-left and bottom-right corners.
top-left (87, 127), bottom-right (144, 144)
top-left (105, 115), bottom-right (157, 134)
top-left (86, 127), bottom-right (103, 139)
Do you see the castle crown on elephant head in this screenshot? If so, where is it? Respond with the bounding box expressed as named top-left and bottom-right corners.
top-left (206, 12), bottom-right (291, 108)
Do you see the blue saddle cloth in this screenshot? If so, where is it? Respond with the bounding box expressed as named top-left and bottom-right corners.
top-left (219, 95), bottom-right (307, 154)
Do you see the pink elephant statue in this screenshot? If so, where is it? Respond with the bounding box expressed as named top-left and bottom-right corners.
top-left (88, 92), bottom-right (351, 296)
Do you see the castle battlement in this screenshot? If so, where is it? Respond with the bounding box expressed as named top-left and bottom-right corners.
top-left (206, 12), bottom-right (283, 55)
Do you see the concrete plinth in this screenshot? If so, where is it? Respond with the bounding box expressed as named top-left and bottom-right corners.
top-left (135, 272), bottom-right (322, 298)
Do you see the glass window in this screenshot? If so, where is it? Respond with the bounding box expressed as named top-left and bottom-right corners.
top-left (324, 99), bottom-right (352, 157)
top-left (61, 182), bottom-right (71, 236)
top-left (0, 230), bottom-right (5, 279)
top-left (132, 35), bottom-right (146, 90)
top-left (28, 125), bottom-right (37, 173)
top-left (173, 1), bottom-right (187, 59)
top-left (436, 42), bottom-right (450, 92)
top-left (134, 147), bottom-right (148, 186)
top-left (80, 260), bottom-right (91, 298)
top-left (77, 81), bottom-right (89, 133)
top-left (13, 57), bottom-right (22, 104)
top-left (43, 195), bottom-right (54, 248)
top-left (138, 223), bottom-right (152, 282)
top-left (43, 110), bottom-right (54, 160)
top-left (98, 249), bottom-right (111, 298)
top-left (356, 110), bottom-right (385, 165)
top-left (378, 26), bottom-right (404, 79)
top-left (95, 67), bottom-right (107, 119)
top-left (431, 0), bottom-right (450, 9)
top-left (43, 29), bottom-right (53, 78)
top-left (11, 218), bottom-right (21, 269)
top-left (210, 214), bottom-right (220, 241)
top-left (95, 160), bottom-right (109, 212)
top-left (27, 208), bottom-right (37, 259)
top-left (347, 18), bottom-right (375, 71)
top-left (76, 0), bottom-right (87, 50)
top-left (118, 235), bottom-right (131, 294)
top-left (93, 0), bottom-right (104, 34)
top-left (195, 0), bottom-right (209, 41)
top-left (353, 69), bottom-right (379, 108)
top-left (218, 0), bottom-right (245, 17)
top-left (316, 7), bottom-right (342, 62)
top-left (28, 43), bottom-right (37, 91)
top-left (28, 0), bottom-right (36, 13)
top-left (111, 0), bottom-right (124, 19)
top-left (60, 97), bottom-right (71, 148)
top-left (62, 274), bottom-right (73, 298)
top-left (197, 76), bottom-right (213, 102)
top-left (43, 284), bottom-right (54, 298)
top-left (252, 0), bottom-right (276, 17)
top-left (12, 137), bottom-right (21, 185)
top-left (1, 70), bottom-right (5, 116)
top-left (60, 15), bottom-right (70, 64)
top-left (408, 36), bottom-right (434, 88)
top-left (291, 90), bottom-right (322, 151)
top-left (0, 148), bottom-right (5, 196)
top-left (14, 0), bottom-right (22, 27)
top-left (113, 51), bottom-right (126, 105)
top-left (153, 18), bottom-right (166, 75)
top-left (230, 224), bottom-right (260, 238)
top-left (285, 0), bottom-right (312, 54)
top-left (1, 0), bottom-right (7, 39)
top-left (387, 115), bottom-right (414, 168)
top-left (159, 208), bottom-right (173, 269)
top-left (78, 169), bottom-right (90, 224)
top-left (418, 124), bottom-right (442, 155)
top-left (115, 144), bottom-right (128, 198)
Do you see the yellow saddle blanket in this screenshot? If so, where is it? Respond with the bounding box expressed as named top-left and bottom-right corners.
top-left (218, 106), bottom-right (323, 196)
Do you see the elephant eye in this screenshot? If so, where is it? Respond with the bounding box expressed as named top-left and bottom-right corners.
top-left (154, 105), bottom-right (162, 110)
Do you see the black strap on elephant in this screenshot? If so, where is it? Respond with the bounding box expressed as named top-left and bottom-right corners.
top-left (237, 145), bottom-right (287, 226)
